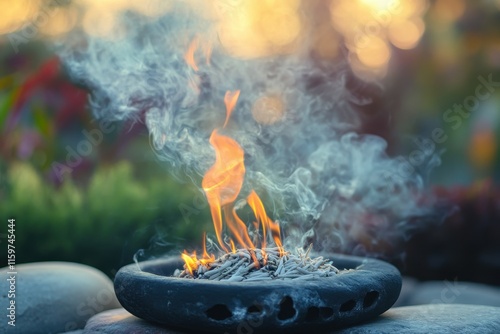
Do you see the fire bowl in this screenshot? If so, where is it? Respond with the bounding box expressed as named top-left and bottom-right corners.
top-left (114, 254), bottom-right (402, 333)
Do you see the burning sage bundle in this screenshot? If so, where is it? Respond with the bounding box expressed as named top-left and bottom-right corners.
top-left (175, 91), bottom-right (339, 281)
top-left (175, 246), bottom-right (339, 281)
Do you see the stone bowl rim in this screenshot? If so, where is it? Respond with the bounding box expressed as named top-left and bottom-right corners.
top-left (118, 252), bottom-right (400, 288)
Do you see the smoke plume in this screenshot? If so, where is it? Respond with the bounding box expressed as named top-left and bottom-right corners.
top-left (57, 1), bottom-right (440, 257)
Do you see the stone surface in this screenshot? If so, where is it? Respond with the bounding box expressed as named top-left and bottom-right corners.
top-left (84, 308), bottom-right (183, 334)
top-left (405, 281), bottom-right (500, 307)
top-left (85, 304), bottom-right (500, 334)
top-left (334, 304), bottom-right (500, 334)
top-left (392, 277), bottom-right (419, 307)
top-left (0, 262), bottom-right (121, 334)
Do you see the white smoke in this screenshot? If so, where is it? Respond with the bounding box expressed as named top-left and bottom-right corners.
top-left (57, 2), bottom-right (441, 257)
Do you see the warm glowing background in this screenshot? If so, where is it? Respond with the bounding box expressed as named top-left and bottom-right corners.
top-left (1, 0), bottom-right (500, 285)
top-left (0, 0), bottom-right (469, 80)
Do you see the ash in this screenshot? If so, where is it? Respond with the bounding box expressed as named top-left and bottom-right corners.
top-left (174, 246), bottom-right (339, 281)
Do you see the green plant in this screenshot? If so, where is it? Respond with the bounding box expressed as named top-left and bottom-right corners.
top-left (0, 160), bottom-right (211, 275)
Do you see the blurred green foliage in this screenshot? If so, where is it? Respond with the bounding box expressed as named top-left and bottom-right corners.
top-left (0, 160), bottom-right (211, 275)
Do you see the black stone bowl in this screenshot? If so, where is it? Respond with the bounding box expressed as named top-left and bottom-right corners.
top-left (114, 254), bottom-right (402, 334)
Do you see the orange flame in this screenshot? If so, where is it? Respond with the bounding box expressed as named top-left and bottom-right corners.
top-left (184, 36), bottom-right (213, 72)
top-left (201, 129), bottom-right (246, 252)
top-left (181, 251), bottom-right (198, 276)
top-left (223, 90), bottom-right (240, 128)
top-left (230, 239), bottom-right (237, 254)
top-left (201, 232), bottom-right (215, 263)
top-left (181, 91), bottom-right (284, 275)
top-left (247, 190), bottom-right (284, 254)
top-left (184, 36), bottom-right (199, 71)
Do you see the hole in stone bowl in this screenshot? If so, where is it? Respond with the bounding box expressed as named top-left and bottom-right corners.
top-left (363, 291), bottom-right (379, 309)
top-left (277, 296), bottom-right (296, 320)
top-left (305, 307), bottom-right (320, 321)
top-left (206, 304), bottom-right (233, 320)
top-left (247, 304), bottom-right (263, 314)
top-left (340, 299), bottom-right (356, 313)
top-left (305, 306), bottom-right (334, 321)
top-left (320, 306), bottom-right (334, 319)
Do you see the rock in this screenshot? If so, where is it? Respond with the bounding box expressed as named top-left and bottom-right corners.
top-left (334, 304), bottom-right (500, 333)
top-left (392, 276), bottom-right (419, 307)
top-left (83, 308), bottom-right (183, 334)
top-left (405, 280), bottom-right (500, 307)
top-left (0, 262), bottom-right (121, 334)
top-left (85, 305), bottom-right (500, 334)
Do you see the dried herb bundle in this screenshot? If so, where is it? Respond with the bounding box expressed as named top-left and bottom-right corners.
top-left (174, 246), bottom-right (339, 281)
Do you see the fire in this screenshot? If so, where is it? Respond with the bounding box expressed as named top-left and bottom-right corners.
top-left (184, 36), bottom-right (199, 71)
top-left (181, 251), bottom-right (198, 276)
top-left (184, 36), bottom-right (214, 72)
top-left (201, 129), bottom-right (246, 252)
top-left (247, 190), bottom-right (284, 255)
top-left (223, 90), bottom-right (240, 128)
top-left (181, 90), bottom-right (285, 275)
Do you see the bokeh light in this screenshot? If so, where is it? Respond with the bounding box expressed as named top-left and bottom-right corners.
top-left (388, 18), bottom-right (425, 50)
top-left (0, 0), bottom-right (41, 35)
top-left (469, 129), bottom-right (497, 171)
top-left (0, 0), bottom-right (174, 41)
top-left (433, 0), bottom-right (466, 22)
top-left (217, 0), bottom-right (302, 58)
top-left (356, 35), bottom-right (391, 68)
top-left (41, 7), bottom-right (79, 37)
top-left (251, 95), bottom-right (285, 125)
top-left (330, 0), bottom-right (429, 80)
top-left (0, 0), bottom-right (471, 80)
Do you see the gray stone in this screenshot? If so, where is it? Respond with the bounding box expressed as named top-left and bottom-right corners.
top-left (405, 280), bottom-right (500, 307)
top-left (85, 305), bottom-right (500, 334)
top-left (334, 304), bottom-right (500, 333)
top-left (0, 262), bottom-right (121, 334)
top-left (392, 276), bottom-right (419, 307)
top-left (83, 308), bottom-right (183, 333)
